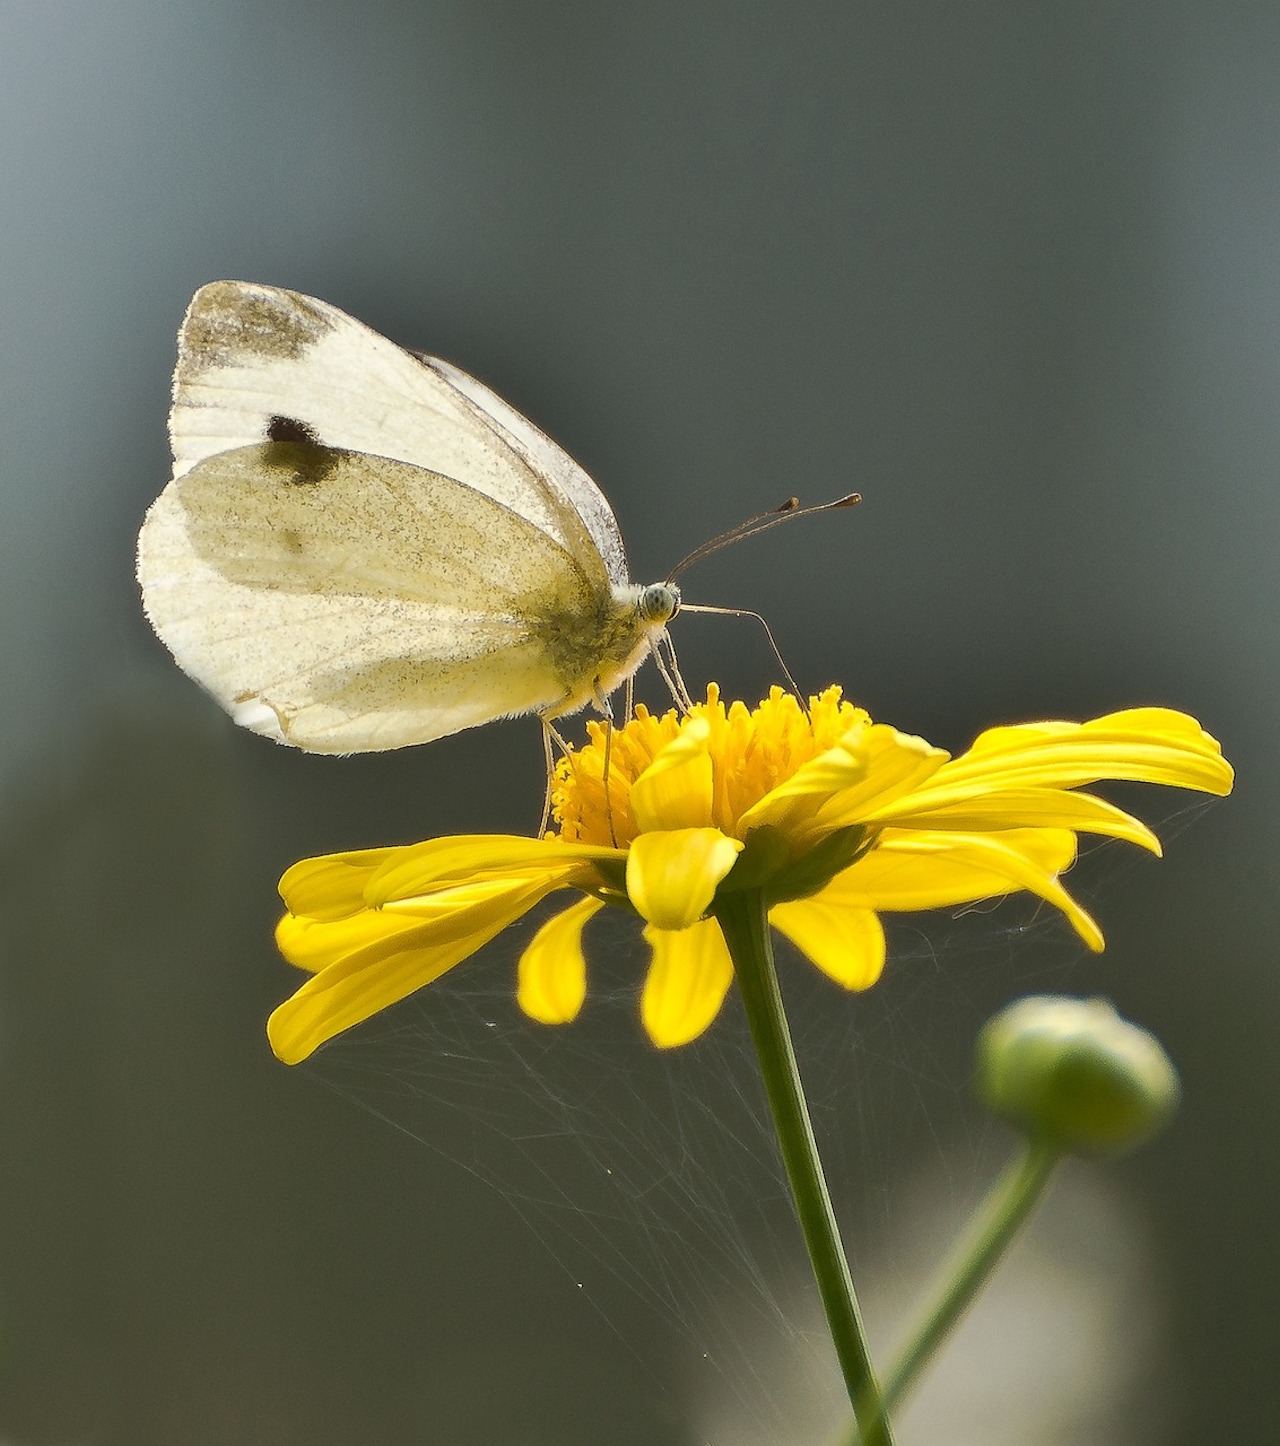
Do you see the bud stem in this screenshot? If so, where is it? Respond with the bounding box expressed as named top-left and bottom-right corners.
top-left (875, 1139), bottom-right (1059, 1426)
top-left (715, 890), bottom-right (894, 1446)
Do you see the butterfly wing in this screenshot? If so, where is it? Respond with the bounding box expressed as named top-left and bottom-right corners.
top-left (419, 354), bottom-right (628, 587)
top-left (138, 441), bottom-right (608, 752)
top-left (140, 281), bottom-right (652, 751)
top-left (167, 281), bottom-right (627, 588)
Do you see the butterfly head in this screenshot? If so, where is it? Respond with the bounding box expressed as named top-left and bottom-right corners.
top-left (638, 582), bottom-right (680, 626)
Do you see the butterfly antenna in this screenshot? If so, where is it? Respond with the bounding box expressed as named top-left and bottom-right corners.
top-left (666, 492), bottom-right (861, 583)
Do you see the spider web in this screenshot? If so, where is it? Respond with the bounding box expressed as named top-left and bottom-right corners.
top-left (299, 795), bottom-right (1212, 1440)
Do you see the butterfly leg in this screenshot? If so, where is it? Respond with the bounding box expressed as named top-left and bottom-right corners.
top-left (652, 630), bottom-right (694, 713)
top-left (590, 686), bottom-right (620, 848)
top-left (537, 716), bottom-right (574, 837)
top-left (538, 720), bottom-right (556, 837)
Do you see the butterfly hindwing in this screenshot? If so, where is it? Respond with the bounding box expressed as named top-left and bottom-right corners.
top-left (139, 441), bottom-right (604, 752)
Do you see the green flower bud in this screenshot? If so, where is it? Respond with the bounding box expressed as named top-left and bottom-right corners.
top-left (976, 995), bottom-right (1180, 1157)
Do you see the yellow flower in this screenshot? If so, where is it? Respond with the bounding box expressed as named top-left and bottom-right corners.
top-left (267, 686), bottom-right (1233, 1064)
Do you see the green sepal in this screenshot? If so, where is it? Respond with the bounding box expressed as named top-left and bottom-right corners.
top-left (763, 825), bottom-right (874, 905)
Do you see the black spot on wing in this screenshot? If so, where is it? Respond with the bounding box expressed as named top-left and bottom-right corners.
top-left (266, 414), bottom-right (323, 446)
top-left (262, 416), bottom-right (342, 485)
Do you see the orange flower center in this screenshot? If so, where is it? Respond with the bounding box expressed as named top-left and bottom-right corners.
top-left (553, 684), bottom-right (869, 847)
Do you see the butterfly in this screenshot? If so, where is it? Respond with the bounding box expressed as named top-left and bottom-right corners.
top-left (137, 281), bottom-right (685, 754)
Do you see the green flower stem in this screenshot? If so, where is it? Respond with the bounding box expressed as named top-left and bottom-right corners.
top-left (846, 1138), bottom-right (1059, 1442)
top-left (716, 890), bottom-right (894, 1446)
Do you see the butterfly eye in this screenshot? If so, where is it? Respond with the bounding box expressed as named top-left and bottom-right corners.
top-left (638, 583), bottom-right (680, 624)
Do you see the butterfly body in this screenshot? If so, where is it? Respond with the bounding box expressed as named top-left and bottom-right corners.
top-left (138, 282), bottom-right (678, 753)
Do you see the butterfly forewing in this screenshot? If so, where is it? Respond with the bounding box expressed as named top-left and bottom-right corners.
top-left (422, 355), bottom-right (628, 586)
top-left (168, 282), bottom-right (620, 586)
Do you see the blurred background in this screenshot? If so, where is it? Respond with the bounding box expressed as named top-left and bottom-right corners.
top-left (1, 2), bottom-right (1276, 1442)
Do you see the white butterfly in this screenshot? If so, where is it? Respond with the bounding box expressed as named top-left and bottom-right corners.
top-left (137, 281), bottom-right (682, 754)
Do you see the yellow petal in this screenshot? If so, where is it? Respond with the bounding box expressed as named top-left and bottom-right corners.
top-left (641, 917), bottom-right (735, 1047)
top-left (517, 897), bottom-right (603, 1025)
top-left (808, 724), bottom-right (950, 832)
top-left (625, 828), bottom-right (743, 929)
top-left (966, 707), bottom-right (1216, 759)
top-left (630, 718), bottom-right (716, 832)
top-left (380, 868), bottom-right (584, 915)
top-left (740, 722), bottom-right (946, 837)
top-left (860, 786), bottom-right (1162, 853)
top-left (364, 834), bottom-right (615, 907)
top-left (735, 722), bottom-right (870, 835)
top-left (769, 898), bottom-right (885, 990)
top-left (267, 875), bottom-right (560, 1064)
top-left (276, 907), bottom-right (427, 974)
top-left (899, 710), bottom-right (1233, 806)
top-left (279, 849), bottom-right (399, 921)
top-left (825, 827), bottom-right (1074, 904)
top-left (827, 829), bottom-right (1104, 951)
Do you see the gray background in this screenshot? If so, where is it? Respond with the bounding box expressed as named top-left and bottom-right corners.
top-left (0, 3), bottom-right (1275, 1443)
